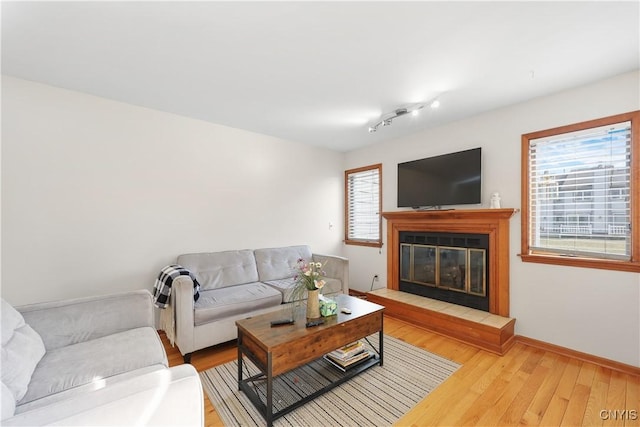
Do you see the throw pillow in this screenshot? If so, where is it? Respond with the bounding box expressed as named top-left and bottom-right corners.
top-left (1, 299), bottom-right (46, 403)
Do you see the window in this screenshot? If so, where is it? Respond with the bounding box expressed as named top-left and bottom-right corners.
top-left (521, 111), bottom-right (639, 272)
top-left (345, 164), bottom-right (382, 247)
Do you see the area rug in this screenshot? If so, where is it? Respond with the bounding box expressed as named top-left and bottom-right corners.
top-left (199, 334), bottom-right (460, 427)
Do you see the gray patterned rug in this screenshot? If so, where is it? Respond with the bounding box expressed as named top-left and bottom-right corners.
top-left (199, 334), bottom-right (460, 427)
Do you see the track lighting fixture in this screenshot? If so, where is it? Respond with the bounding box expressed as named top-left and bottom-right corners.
top-left (368, 99), bottom-right (440, 133)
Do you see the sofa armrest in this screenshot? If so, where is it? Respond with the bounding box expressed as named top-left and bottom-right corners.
top-left (17, 290), bottom-right (155, 351)
top-left (3, 365), bottom-right (204, 427)
top-left (313, 253), bottom-right (349, 294)
top-left (173, 276), bottom-right (197, 356)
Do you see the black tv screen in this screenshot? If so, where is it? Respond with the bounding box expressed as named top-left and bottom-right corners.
top-left (397, 147), bottom-right (482, 208)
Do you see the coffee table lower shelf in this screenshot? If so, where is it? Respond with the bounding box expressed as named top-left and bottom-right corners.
top-left (238, 353), bottom-right (381, 425)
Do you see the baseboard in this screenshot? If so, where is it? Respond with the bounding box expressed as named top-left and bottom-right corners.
top-left (515, 335), bottom-right (640, 377)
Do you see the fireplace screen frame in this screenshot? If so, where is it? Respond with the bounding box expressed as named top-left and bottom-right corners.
top-left (400, 243), bottom-right (487, 297)
top-left (468, 248), bottom-right (487, 297)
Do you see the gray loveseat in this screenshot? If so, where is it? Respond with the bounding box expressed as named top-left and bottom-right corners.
top-left (166, 245), bottom-right (348, 362)
top-left (1, 290), bottom-right (204, 426)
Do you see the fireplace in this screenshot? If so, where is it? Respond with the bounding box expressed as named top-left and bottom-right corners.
top-left (367, 209), bottom-right (518, 354)
top-left (381, 209), bottom-right (518, 317)
top-left (399, 231), bottom-right (489, 311)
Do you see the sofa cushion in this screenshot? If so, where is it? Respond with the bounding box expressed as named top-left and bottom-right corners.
top-left (13, 365), bottom-right (163, 415)
top-left (262, 278), bottom-right (298, 302)
top-left (1, 299), bottom-right (46, 405)
top-left (6, 365), bottom-right (203, 427)
top-left (18, 326), bottom-right (167, 406)
top-left (254, 245), bottom-right (312, 282)
top-left (194, 283), bottom-right (282, 325)
top-left (17, 290), bottom-right (155, 351)
top-left (178, 250), bottom-right (259, 290)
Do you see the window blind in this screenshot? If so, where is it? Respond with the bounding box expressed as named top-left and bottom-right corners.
top-left (346, 167), bottom-right (381, 243)
top-left (528, 121), bottom-right (631, 260)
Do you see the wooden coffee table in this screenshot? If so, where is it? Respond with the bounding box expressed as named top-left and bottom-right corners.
top-left (236, 294), bottom-right (384, 426)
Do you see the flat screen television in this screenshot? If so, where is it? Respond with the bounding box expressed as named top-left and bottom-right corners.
top-left (397, 147), bottom-right (482, 208)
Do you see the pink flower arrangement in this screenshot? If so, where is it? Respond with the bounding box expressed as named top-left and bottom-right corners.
top-left (294, 258), bottom-right (327, 291)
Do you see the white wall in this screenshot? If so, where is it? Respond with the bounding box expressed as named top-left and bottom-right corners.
top-left (3, 72), bottom-right (639, 367)
top-left (1, 76), bottom-right (345, 306)
top-left (344, 70), bottom-right (640, 367)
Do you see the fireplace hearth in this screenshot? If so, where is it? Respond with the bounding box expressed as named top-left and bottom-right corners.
top-left (399, 231), bottom-right (489, 311)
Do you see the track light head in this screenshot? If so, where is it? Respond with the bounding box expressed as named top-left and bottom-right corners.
top-left (367, 99), bottom-right (438, 134)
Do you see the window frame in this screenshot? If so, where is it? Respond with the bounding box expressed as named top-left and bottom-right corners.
top-left (344, 163), bottom-right (383, 248)
top-left (520, 110), bottom-right (640, 273)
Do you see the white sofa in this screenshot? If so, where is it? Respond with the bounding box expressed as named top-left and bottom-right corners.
top-left (167, 245), bottom-right (349, 362)
top-left (1, 290), bottom-right (204, 426)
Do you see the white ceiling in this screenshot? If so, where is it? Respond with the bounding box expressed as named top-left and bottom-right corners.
top-left (2, 1), bottom-right (639, 152)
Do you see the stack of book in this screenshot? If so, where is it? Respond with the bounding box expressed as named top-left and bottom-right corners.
top-left (324, 341), bottom-right (374, 372)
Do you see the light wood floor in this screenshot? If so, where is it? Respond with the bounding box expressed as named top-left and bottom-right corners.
top-left (162, 317), bottom-right (640, 426)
